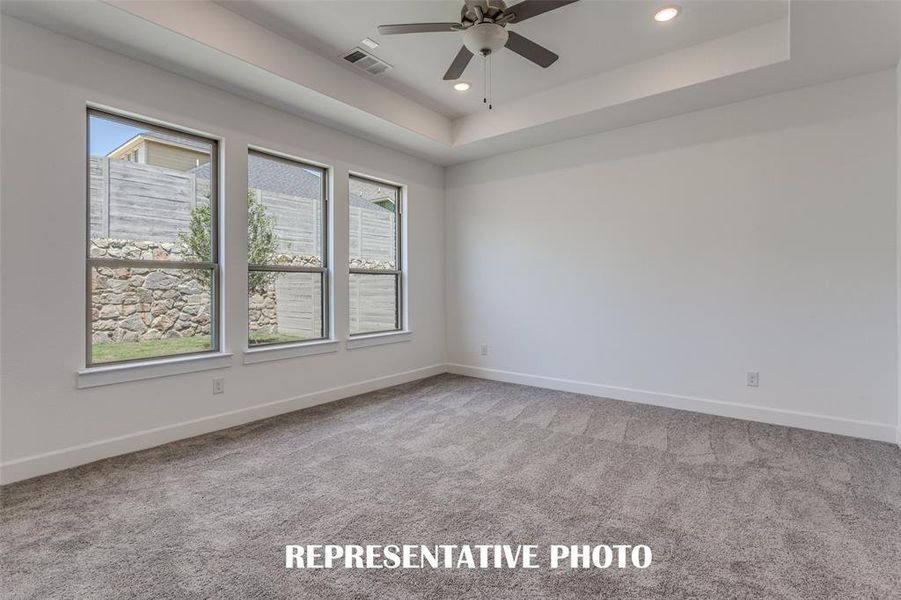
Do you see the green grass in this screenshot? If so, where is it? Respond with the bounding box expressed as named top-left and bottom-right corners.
top-left (92, 331), bottom-right (311, 363)
top-left (92, 336), bottom-right (212, 363)
top-left (248, 331), bottom-right (310, 345)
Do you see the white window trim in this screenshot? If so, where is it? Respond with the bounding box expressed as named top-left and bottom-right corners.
top-left (346, 330), bottom-right (412, 350)
top-left (243, 339), bottom-right (339, 364)
top-left (77, 352), bottom-right (233, 389)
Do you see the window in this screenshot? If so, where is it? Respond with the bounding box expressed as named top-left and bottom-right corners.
top-left (87, 110), bottom-right (219, 366)
top-left (349, 175), bottom-right (402, 335)
top-left (247, 150), bottom-right (328, 346)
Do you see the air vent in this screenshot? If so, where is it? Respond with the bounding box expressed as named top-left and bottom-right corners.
top-left (342, 47), bottom-right (393, 76)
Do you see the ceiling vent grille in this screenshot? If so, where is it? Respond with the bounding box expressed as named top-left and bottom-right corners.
top-left (342, 47), bottom-right (392, 76)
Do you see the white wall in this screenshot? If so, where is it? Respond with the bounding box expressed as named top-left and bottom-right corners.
top-left (897, 60), bottom-right (901, 446)
top-left (0, 17), bottom-right (446, 483)
top-left (446, 70), bottom-right (899, 443)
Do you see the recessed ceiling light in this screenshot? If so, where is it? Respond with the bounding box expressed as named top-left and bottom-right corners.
top-left (361, 37), bottom-right (379, 49)
top-left (653, 5), bottom-right (681, 22)
top-left (453, 81), bottom-right (471, 92)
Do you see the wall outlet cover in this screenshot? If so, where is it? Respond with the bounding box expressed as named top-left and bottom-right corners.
top-left (746, 371), bottom-right (759, 387)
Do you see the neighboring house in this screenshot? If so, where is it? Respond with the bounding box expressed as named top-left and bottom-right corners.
top-left (108, 131), bottom-right (211, 172)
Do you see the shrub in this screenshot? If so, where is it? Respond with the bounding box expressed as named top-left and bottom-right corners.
top-left (179, 191), bottom-right (277, 292)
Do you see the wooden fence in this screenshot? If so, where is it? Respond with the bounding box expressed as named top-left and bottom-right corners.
top-left (90, 157), bottom-right (202, 242)
top-left (349, 205), bottom-right (396, 265)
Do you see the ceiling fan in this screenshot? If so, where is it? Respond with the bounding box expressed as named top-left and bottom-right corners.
top-left (378, 0), bottom-right (579, 85)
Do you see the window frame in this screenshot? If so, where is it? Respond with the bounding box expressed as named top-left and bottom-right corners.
top-left (348, 173), bottom-right (404, 337)
top-left (246, 148), bottom-right (330, 348)
top-left (84, 108), bottom-right (221, 368)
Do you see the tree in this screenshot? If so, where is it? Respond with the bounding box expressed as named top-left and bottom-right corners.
top-left (179, 191), bottom-right (277, 293)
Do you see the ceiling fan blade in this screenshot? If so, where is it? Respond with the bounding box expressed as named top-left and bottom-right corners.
top-left (443, 46), bottom-right (474, 80)
top-left (504, 0), bottom-right (579, 23)
top-left (377, 23), bottom-right (461, 35)
top-left (504, 31), bottom-right (558, 67)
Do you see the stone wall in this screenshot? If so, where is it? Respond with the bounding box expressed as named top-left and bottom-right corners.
top-left (90, 240), bottom-right (215, 344)
top-left (91, 239), bottom-right (396, 344)
top-left (349, 257), bottom-right (396, 270)
top-left (90, 241), bottom-right (328, 344)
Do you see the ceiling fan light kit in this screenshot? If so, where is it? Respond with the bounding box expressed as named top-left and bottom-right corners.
top-left (463, 22), bottom-right (508, 56)
top-left (378, 0), bottom-right (579, 110)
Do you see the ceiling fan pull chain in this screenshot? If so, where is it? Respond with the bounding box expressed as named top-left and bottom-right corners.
top-left (488, 54), bottom-right (493, 110)
top-left (483, 54), bottom-right (487, 105)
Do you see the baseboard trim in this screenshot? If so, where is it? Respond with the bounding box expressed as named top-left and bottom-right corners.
top-left (447, 364), bottom-right (898, 444)
top-left (5, 363), bottom-right (895, 484)
top-left (0, 363), bottom-right (447, 485)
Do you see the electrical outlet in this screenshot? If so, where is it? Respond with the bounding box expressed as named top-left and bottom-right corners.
top-left (480, 344), bottom-right (489, 356)
top-left (212, 377), bottom-right (225, 395)
top-left (746, 371), bottom-right (759, 387)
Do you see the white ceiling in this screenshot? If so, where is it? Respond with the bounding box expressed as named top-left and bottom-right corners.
top-left (222, 0), bottom-right (789, 118)
top-left (2, 1), bottom-right (899, 165)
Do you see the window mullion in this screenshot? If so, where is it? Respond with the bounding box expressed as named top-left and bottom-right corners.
top-left (249, 264), bottom-right (326, 274)
top-left (349, 269), bottom-right (401, 275)
top-left (89, 258), bottom-right (216, 270)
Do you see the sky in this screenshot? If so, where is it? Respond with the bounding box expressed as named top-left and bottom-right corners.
top-left (89, 115), bottom-right (144, 155)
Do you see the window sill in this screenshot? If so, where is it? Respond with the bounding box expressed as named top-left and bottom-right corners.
top-left (243, 339), bottom-right (339, 364)
top-left (346, 330), bottom-right (412, 350)
top-left (77, 352), bottom-right (233, 389)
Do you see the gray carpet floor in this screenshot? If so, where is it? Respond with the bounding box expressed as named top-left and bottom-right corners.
top-left (2, 374), bottom-right (900, 599)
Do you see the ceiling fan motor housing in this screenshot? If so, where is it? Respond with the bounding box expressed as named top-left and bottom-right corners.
top-left (463, 22), bottom-right (508, 55)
